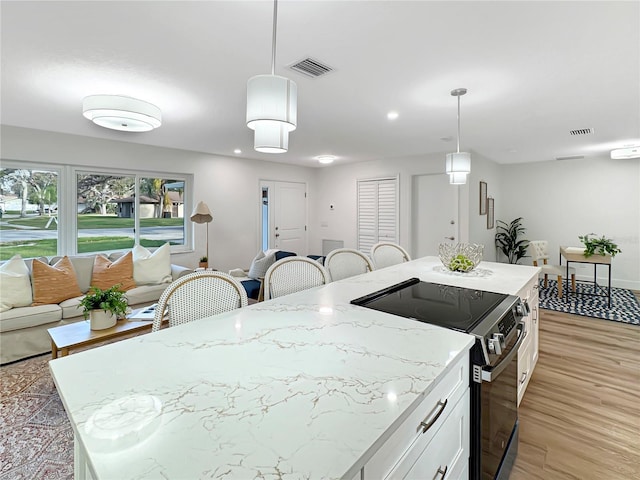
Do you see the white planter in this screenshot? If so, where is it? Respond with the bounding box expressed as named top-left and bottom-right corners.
top-left (90, 310), bottom-right (117, 331)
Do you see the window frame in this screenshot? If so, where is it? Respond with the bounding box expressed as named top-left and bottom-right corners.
top-left (0, 160), bottom-right (194, 257)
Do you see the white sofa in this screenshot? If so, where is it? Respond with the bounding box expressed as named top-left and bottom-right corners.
top-left (0, 252), bottom-right (192, 364)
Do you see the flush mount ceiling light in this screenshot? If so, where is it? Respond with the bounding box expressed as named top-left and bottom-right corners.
top-left (246, 0), bottom-right (297, 154)
top-left (316, 155), bottom-right (336, 164)
top-left (445, 88), bottom-right (471, 185)
top-left (610, 146), bottom-right (640, 159)
top-left (82, 95), bottom-right (161, 132)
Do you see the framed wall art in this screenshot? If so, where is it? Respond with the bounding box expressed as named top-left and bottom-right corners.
top-left (487, 197), bottom-right (494, 229)
top-left (479, 181), bottom-right (487, 215)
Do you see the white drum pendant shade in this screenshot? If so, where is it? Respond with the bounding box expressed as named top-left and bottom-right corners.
top-left (449, 172), bottom-right (468, 185)
top-left (445, 152), bottom-right (471, 174)
top-left (83, 95), bottom-right (162, 132)
top-left (254, 121), bottom-right (289, 153)
top-left (246, 75), bottom-right (297, 133)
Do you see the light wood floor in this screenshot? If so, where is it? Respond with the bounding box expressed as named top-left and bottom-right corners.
top-left (511, 304), bottom-right (640, 480)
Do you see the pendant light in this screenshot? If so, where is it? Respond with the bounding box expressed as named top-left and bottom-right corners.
top-left (445, 88), bottom-right (471, 184)
top-left (246, 0), bottom-right (297, 153)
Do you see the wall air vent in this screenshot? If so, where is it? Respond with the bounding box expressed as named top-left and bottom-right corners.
top-left (289, 58), bottom-right (333, 78)
top-left (569, 128), bottom-right (594, 136)
top-left (555, 155), bottom-right (584, 161)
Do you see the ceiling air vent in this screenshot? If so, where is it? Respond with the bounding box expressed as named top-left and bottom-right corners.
top-left (569, 128), bottom-right (594, 136)
top-left (289, 58), bottom-right (333, 78)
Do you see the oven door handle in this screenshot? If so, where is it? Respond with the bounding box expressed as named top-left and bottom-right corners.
top-left (482, 321), bottom-right (526, 382)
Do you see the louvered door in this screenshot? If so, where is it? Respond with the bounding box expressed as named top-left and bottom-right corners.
top-left (357, 177), bottom-right (398, 254)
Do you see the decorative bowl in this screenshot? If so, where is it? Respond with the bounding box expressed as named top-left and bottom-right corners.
top-left (438, 243), bottom-right (484, 272)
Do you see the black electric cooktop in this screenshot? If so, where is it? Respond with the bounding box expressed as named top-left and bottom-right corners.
top-left (351, 278), bottom-right (508, 333)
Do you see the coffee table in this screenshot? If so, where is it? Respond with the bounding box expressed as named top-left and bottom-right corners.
top-left (48, 306), bottom-right (162, 359)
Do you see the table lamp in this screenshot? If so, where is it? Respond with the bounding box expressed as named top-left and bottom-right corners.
top-left (190, 201), bottom-right (213, 263)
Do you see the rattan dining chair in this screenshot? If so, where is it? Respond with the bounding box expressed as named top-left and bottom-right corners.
top-left (370, 241), bottom-right (411, 269)
top-left (324, 248), bottom-right (375, 282)
top-left (151, 271), bottom-right (248, 332)
top-left (263, 256), bottom-right (330, 300)
top-left (529, 240), bottom-right (576, 298)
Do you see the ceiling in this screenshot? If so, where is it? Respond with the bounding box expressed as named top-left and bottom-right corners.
top-left (1, 1), bottom-right (639, 168)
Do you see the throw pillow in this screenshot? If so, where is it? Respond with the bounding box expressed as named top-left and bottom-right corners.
top-left (275, 250), bottom-right (297, 261)
top-left (0, 255), bottom-right (33, 312)
top-left (248, 250), bottom-right (276, 279)
top-left (91, 252), bottom-right (136, 291)
top-left (32, 256), bottom-right (83, 306)
top-left (132, 243), bottom-right (172, 285)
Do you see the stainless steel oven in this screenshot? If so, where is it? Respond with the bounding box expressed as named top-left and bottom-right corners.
top-left (471, 314), bottom-right (525, 480)
top-left (351, 278), bottom-right (527, 480)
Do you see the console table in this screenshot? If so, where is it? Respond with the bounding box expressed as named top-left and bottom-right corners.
top-left (560, 246), bottom-right (612, 307)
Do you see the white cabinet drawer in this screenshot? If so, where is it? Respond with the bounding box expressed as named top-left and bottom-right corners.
top-left (517, 336), bottom-right (532, 406)
top-left (364, 352), bottom-right (469, 479)
top-left (389, 390), bottom-right (470, 480)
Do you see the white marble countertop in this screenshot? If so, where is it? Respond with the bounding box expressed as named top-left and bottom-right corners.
top-left (49, 257), bottom-right (538, 479)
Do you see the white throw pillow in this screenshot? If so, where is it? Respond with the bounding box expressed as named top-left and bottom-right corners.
top-left (248, 250), bottom-right (276, 279)
top-left (132, 243), bottom-right (172, 285)
top-left (0, 255), bottom-right (33, 312)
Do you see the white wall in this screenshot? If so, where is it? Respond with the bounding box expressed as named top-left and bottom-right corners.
top-left (4, 126), bottom-right (637, 288)
top-left (500, 156), bottom-right (640, 289)
top-left (312, 153), bottom-right (483, 258)
top-left (1, 126), bottom-right (316, 272)
top-left (467, 154), bottom-right (503, 262)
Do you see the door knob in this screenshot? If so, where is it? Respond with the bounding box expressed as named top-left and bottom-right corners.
top-left (444, 236), bottom-right (455, 241)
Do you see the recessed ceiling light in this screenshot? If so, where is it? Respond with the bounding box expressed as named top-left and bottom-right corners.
top-left (234, 149), bottom-right (242, 154)
top-left (387, 111), bottom-right (399, 120)
top-left (316, 155), bottom-right (336, 164)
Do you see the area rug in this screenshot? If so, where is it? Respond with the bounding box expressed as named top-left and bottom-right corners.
top-left (539, 279), bottom-right (640, 325)
top-left (0, 354), bottom-right (73, 480)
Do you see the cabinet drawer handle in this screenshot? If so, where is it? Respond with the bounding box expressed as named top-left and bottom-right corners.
top-left (419, 399), bottom-right (448, 434)
top-left (436, 465), bottom-right (448, 479)
top-left (519, 371), bottom-right (529, 385)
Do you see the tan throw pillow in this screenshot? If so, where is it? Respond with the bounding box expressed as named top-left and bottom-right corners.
top-left (32, 256), bottom-right (83, 306)
top-left (91, 252), bottom-right (136, 291)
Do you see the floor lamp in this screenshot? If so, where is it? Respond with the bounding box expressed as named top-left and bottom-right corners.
top-left (190, 201), bottom-right (213, 265)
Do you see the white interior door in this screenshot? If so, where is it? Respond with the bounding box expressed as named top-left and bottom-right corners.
top-left (262, 181), bottom-right (307, 254)
top-left (411, 174), bottom-right (459, 258)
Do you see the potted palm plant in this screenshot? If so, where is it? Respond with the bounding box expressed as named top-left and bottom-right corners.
top-left (79, 285), bottom-right (129, 331)
top-left (495, 217), bottom-right (530, 264)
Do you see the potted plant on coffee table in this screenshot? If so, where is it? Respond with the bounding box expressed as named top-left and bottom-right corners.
top-left (79, 285), bottom-right (129, 331)
top-left (199, 256), bottom-right (208, 269)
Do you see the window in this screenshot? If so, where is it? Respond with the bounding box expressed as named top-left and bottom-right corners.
top-left (76, 172), bottom-right (136, 253)
top-left (357, 177), bottom-right (399, 254)
top-left (0, 165), bottom-right (60, 261)
top-left (0, 162), bottom-right (192, 260)
top-left (138, 177), bottom-right (185, 248)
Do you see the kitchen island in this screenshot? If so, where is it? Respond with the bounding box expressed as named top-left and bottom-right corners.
top-left (49, 256), bottom-right (539, 479)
